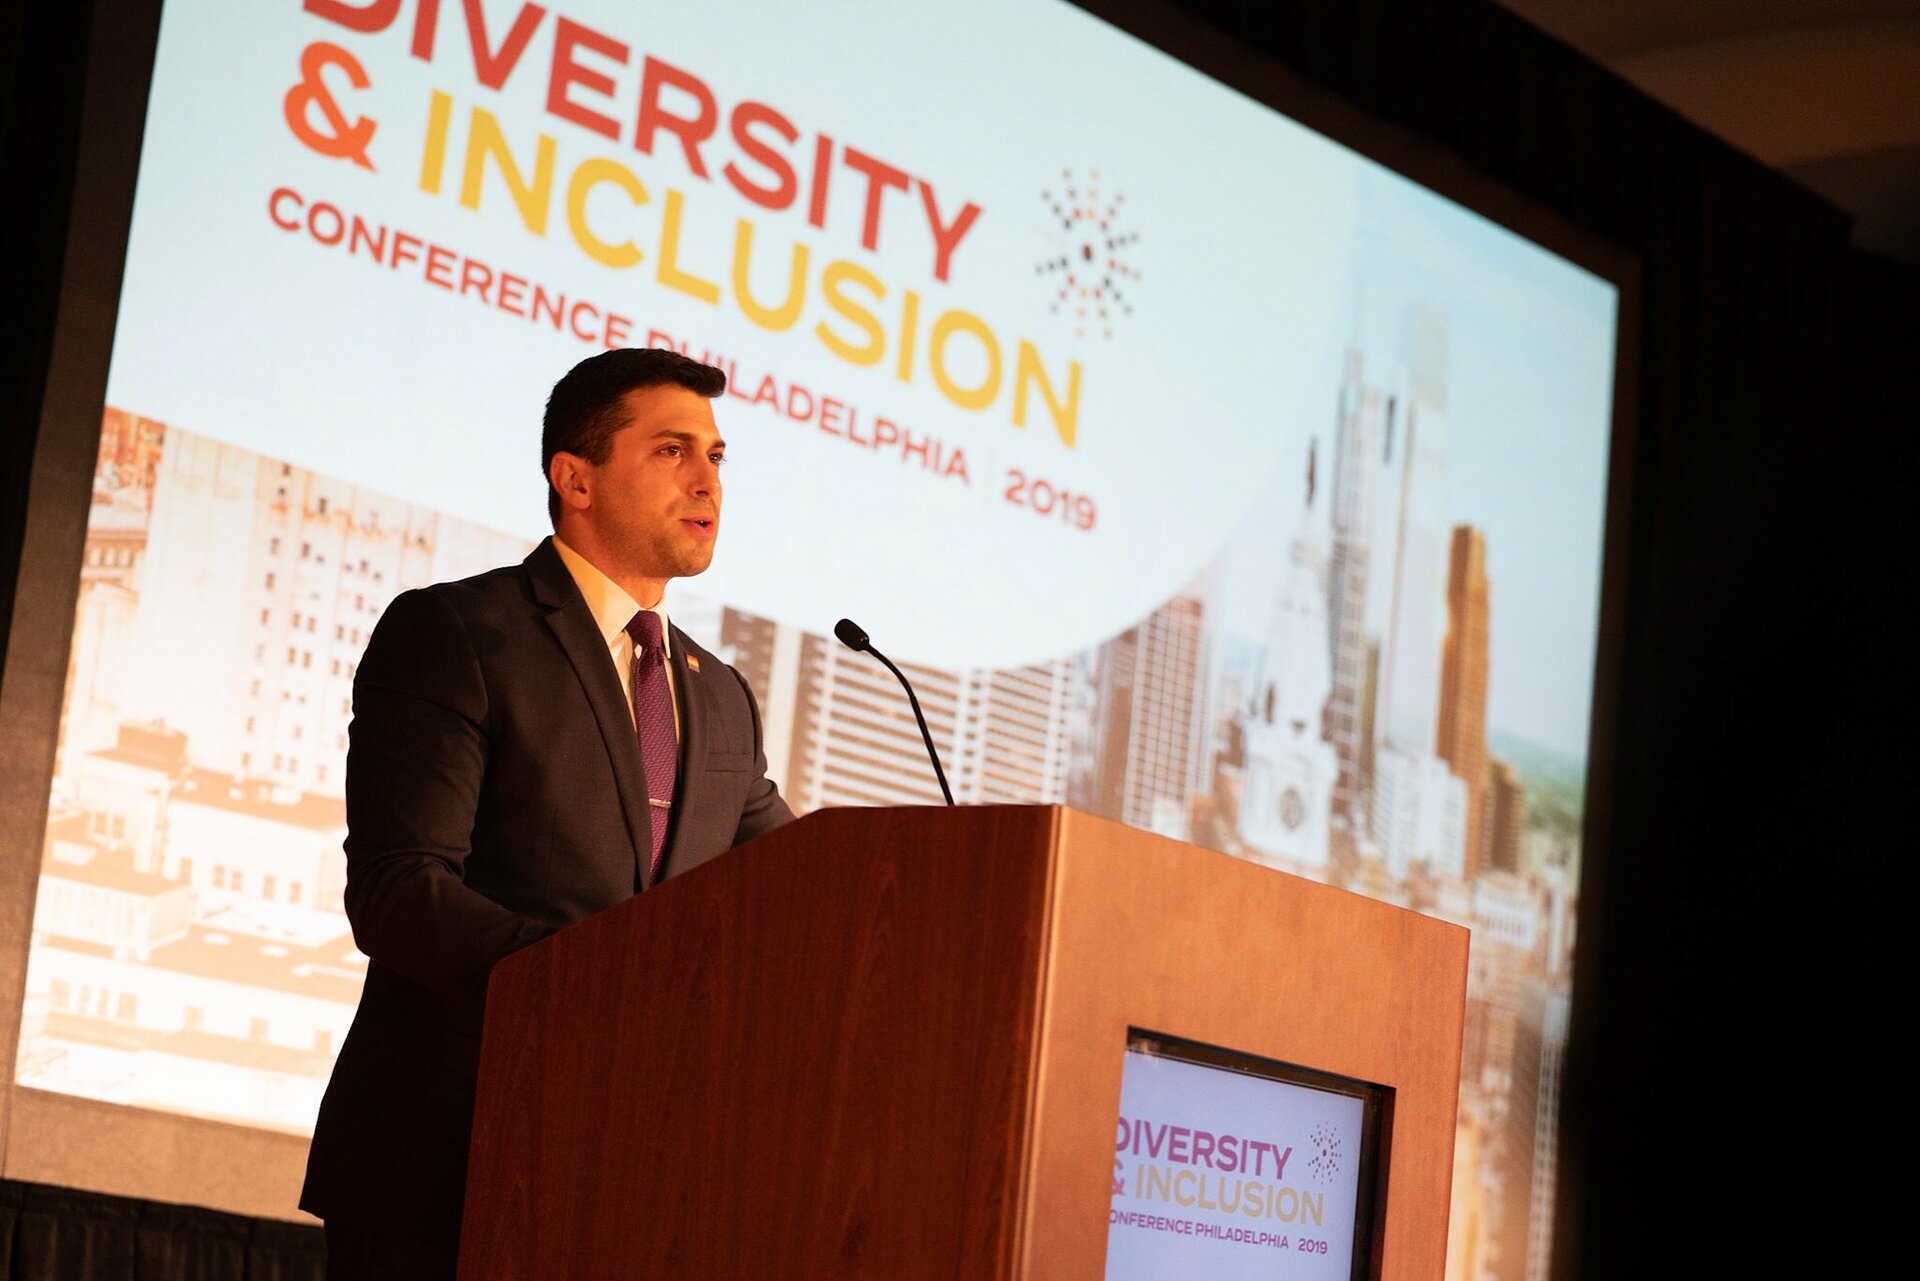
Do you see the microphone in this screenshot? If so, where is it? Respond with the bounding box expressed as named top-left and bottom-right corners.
top-left (834, 618), bottom-right (955, 806)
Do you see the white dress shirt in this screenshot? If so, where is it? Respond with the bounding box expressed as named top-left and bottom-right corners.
top-left (552, 537), bottom-right (680, 738)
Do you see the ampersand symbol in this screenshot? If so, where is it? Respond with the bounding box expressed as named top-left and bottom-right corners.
top-left (283, 41), bottom-right (377, 170)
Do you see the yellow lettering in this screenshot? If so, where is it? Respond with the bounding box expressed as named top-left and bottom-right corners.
top-left (1173, 1169), bottom-right (1197, 1207)
top-left (459, 106), bottom-right (554, 236)
top-left (566, 158), bottom-right (648, 269)
top-left (929, 308), bottom-right (1001, 411)
top-left (814, 260), bottom-right (886, 366)
top-left (896, 289), bottom-right (920, 382)
top-left (1014, 340), bottom-right (1081, 448)
top-left (657, 188), bottom-right (721, 305)
top-left (1143, 1162), bottom-right (1172, 1202)
top-left (732, 219), bottom-right (809, 331)
top-left (419, 90), bottom-right (452, 195)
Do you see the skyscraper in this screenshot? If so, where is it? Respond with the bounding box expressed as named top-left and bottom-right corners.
top-left (1486, 757), bottom-right (1527, 875)
top-left (786, 637), bottom-right (1075, 811)
top-left (123, 427), bottom-right (529, 798)
top-left (1375, 350), bottom-right (1449, 758)
top-left (717, 607), bottom-right (801, 795)
top-left (1437, 524), bottom-right (1491, 879)
top-left (1327, 348), bottom-right (1388, 821)
top-left (1070, 593), bottom-right (1209, 838)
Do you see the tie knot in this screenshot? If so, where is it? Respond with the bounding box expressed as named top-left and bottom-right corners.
top-left (625, 609), bottom-right (665, 655)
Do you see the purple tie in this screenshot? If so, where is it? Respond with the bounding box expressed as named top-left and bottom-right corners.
top-left (625, 610), bottom-right (677, 880)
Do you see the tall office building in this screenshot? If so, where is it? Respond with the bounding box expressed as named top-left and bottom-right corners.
top-left (1371, 744), bottom-right (1468, 879)
top-left (718, 608), bottom-right (801, 796)
top-left (1326, 348), bottom-right (1389, 821)
top-left (1436, 524), bottom-right (1491, 879)
top-left (787, 637), bottom-right (1075, 811)
top-left (1069, 594), bottom-right (1209, 838)
top-left (1376, 311), bottom-right (1451, 760)
top-left (121, 426), bottom-right (529, 798)
top-left (1486, 758), bottom-right (1527, 875)
top-left (1503, 980), bottom-right (1569, 1281)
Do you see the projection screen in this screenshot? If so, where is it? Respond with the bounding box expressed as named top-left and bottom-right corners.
top-left (16, 3), bottom-right (1619, 1277)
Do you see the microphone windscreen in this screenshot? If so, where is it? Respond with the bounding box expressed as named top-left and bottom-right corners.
top-left (833, 618), bottom-right (870, 652)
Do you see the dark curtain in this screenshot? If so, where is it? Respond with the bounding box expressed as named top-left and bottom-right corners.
top-left (0, 1180), bottom-right (323, 1281)
top-left (3, 0), bottom-right (1913, 1276)
top-left (1158, 1), bottom-right (1916, 1273)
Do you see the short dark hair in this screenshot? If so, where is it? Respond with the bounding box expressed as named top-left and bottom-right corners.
top-left (542, 348), bottom-right (727, 524)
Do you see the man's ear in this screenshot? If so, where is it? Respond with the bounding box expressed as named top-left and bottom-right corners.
top-left (548, 451), bottom-right (591, 514)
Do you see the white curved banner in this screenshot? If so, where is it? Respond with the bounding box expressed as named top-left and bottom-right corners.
top-left (107, 0), bottom-right (1355, 666)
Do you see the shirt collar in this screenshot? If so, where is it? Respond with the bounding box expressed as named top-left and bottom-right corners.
top-left (552, 536), bottom-right (671, 654)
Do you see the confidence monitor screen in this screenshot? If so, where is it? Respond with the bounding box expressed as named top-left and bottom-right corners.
top-left (23, 0), bottom-right (1615, 1272)
top-left (1108, 1031), bottom-right (1387, 1280)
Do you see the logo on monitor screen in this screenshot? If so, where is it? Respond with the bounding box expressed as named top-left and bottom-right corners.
top-left (1307, 1121), bottom-right (1345, 1184)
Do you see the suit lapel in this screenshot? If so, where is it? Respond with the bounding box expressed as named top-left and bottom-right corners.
top-left (526, 539), bottom-right (653, 887)
top-left (660, 624), bottom-right (707, 880)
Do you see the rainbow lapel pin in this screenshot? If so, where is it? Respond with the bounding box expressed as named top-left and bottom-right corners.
top-left (685, 654), bottom-right (701, 673)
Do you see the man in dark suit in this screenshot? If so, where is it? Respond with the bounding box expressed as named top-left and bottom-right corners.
top-left (300, 349), bottom-right (793, 1278)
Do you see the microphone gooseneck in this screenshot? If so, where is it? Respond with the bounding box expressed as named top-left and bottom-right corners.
top-left (833, 618), bottom-right (954, 807)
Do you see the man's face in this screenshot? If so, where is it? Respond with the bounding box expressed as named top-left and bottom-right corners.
top-left (578, 384), bottom-right (725, 581)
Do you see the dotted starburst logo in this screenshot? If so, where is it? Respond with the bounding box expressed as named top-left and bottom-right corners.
top-left (1035, 167), bottom-right (1141, 340)
top-left (1307, 1123), bottom-right (1344, 1185)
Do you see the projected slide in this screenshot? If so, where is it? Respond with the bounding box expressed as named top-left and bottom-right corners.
top-left (22, 3), bottom-right (1614, 1277)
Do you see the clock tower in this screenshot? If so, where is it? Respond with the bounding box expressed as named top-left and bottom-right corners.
top-left (1239, 444), bottom-right (1339, 869)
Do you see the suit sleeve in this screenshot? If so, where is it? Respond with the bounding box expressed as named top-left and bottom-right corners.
top-left (342, 588), bottom-right (551, 1002)
top-left (731, 665), bottom-right (795, 846)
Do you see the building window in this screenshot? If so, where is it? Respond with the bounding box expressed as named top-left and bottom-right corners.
top-left (269, 536), bottom-right (281, 554)
top-left (232, 870), bottom-right (245, 892)
top-left (116, 993), bottom-right (138, 1022)
top-left (259, 609), bottom-right (269, 626)
top-left (50, 980), bottom-right (71, 1010)
top-left (317, 496), bottom-right (329, 515)
top-left (290, 880), bottom-right (304, 905)
top-left (301, 651), bottom-right (312, 668)
top-left (287, 648), bottom-right (296, 666)
top-left (301, 541), bottom-right (311, 559)
top-left (265, 572), bottom-right (276, 589)
top-left (263, 875), bottom-right (278, 900)
top-left (291, 610), bottom-right (302, 627)
top-left (213, 865), bottom-right (227, 888)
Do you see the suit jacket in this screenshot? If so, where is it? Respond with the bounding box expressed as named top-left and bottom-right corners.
top-left (300, 537), bottom-right (792, 1233)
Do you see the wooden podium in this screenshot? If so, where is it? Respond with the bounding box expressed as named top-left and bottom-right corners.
top-left (459, 805), bottom-right (1468, 1279)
